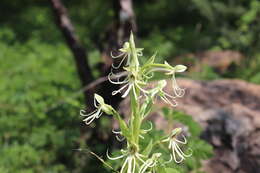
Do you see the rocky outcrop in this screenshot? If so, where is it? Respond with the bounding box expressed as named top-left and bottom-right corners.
top-left (163, 79), bottom-right (260, 173)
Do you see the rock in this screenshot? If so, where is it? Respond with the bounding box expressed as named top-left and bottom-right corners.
top-left (173, 50), bottom-right (244, 73)
top-left (118, 79), bottom-right (260, 173)
top-left (166, 79), bottom-right (260, 173)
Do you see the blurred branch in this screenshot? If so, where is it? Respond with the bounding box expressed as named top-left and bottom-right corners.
top-left (49, 0), bottom-right (94, 107)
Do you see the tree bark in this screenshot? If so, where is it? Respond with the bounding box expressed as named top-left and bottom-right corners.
top-left (49, 1), bottom-right (102, 170)
top-left (49, 0), bottom-right (94, 107)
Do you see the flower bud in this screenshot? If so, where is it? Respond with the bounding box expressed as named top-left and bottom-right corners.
top-left (94, 94), bottom-right (114, 115)
top-left (174, 65), bottom-right (187, 72)
top-left (170, 128), bottom-right (182, 137)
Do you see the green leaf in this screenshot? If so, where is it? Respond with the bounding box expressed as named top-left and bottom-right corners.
top-left (142, 139), bottom-right (153, 156)
top-left (165, 168), bottom-right (180, 173)
top-left (157, 166), bottom-right (180, 173)
top-left (191, 0), bottom-right (214, 22)
top-left (112, 110), bottom-right (131, 140)
top-left (140, 97), bottom-right (153, 118)
top-left (144, 52), bottom-right (157, 67)
top-left (157, 166), bottom-right (167, 173)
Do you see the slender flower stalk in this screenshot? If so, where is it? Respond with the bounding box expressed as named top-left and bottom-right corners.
top-left (80, 33), bottom-right (192, 173)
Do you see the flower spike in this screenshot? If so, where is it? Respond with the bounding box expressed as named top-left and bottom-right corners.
top-left (80, 33), bottom-right (192, 172)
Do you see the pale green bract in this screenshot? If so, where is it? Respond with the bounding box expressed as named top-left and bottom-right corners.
top-left (80, 33), bottom-right (192, 173)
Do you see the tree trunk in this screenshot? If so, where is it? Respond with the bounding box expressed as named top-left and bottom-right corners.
top-left (49, 1), bottom-right (102, 170)
top-left (49, 0), bottom-right (94, 107)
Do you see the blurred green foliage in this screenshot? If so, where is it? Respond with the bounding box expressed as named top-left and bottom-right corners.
top-left (0, 37), bottom-right (81, 172)
top-left (1, 0), bottom-right (260, 172)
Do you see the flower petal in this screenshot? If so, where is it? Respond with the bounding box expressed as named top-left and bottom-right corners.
top-left (106, 150), bottom-right (126, 160)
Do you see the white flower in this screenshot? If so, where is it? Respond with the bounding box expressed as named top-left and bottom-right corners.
top-left (112, 129), bottom-right (125, 142)
top-left (110, 42), bottom-right (131, 69)
top-left (108, 34), bottom-right (147, 99)
top-left (80, 94), bottom-right (113, 125)
top-left (139, 153), bottom-right (161, 173)
top-left (155, 63), bottom-right (187, 98)
top-left (111, 39), bottom-right (143, 69)
top-left (109, 67), bottom-right (148, 100)
top-left (164, 63), bottom-right (186, 97)
top-left (148, 80), bottom-right (178, 107)
top-left (107, 149), bottom-right (146, 173)
top-left (142, 61), bottom-right (187, 98)
top-left (171, 66), bottom-right (186, 97)
top-left (162, 128), bottom-right (192, 163)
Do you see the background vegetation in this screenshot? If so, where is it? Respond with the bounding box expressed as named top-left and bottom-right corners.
top-left (1, 0), bottom-right (260, 172)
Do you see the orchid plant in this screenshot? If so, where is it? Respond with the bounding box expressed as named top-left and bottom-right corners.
top-left (80, 33), bottom-right (192, 173)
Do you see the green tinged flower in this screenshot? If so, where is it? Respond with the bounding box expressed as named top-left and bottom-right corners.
top-left (148, 80), bottom-right (178, 107)
top-left (107, 149), bottom-right (146, 173)
top-left (109, 34), bottom-right (146, 100)
top-left (109, 66), bottom-right (147, 100)
top-left (80, 94), bottom-right (113, 125)
top-left (162, 128), bottom-right (192, 163)
top-left (139, 153), bottom-right (161, 173)
top-left (111, 33), bottom-right (143, 70)
top-left (109, 41), bottom-right (187, 102)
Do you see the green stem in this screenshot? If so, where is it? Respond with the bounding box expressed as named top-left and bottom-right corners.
top-left (129, 33), bottom-right (142, 148)
top-left (129, 87), bottom-right (141, 145)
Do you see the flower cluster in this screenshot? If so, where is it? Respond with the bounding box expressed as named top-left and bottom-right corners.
top-left (108, 34), bottom-right (187, 105)
top-left (80, 33), bottom-right (192, 173)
